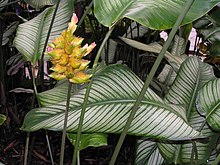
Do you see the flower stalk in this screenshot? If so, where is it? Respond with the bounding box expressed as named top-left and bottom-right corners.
top-left (45, 13), bottom-right (96, 165)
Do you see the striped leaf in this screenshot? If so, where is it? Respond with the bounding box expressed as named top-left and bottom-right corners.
top-left (24, 0), bottom-right (57, 9)
top-left (157, 57), bottom-right (218, 164)
top-left (135, 138), bottom-right (164, 165)
top-left (13, 0), bottom-right (74, 64)
top-left (0, 114), bottom-right (6, 126)
top-left (37, 80), bottom-right (83, 107)
top-left (165, 56), bottom-right (215, 112)
top-left (197, 79), bottom-right (220, 131)
top-left (21, 64), bottom-right (200, 140)
top-left (157, 108), bottom-right (218, 164)
top-left (94, 0), bottom-right (220, 30)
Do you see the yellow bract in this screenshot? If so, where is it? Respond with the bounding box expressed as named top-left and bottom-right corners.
top-left (46, 13), bottom-right (96, 84)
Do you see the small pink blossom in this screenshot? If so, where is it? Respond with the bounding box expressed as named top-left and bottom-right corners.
top-left (71, 13), bottom-right (78, 23)
top-left (46, 46), bottom-right (54, 53)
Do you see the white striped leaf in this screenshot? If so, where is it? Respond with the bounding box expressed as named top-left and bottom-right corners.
top-left (37, 80), bottom-right (83, 107)
top-left (165, 56), bottom-right (215, 112)
top-left (147, 148), bottom-right (164, 165)
top-left (157, 57), bottom-right (218, 164)
top-left (13, 0), bottom-right (74, 64)
top-left (197, 79), bottom-right (220, 131)
top-left (24, 0), bottom-right (57, 9)
top-left (94, 0), bottom-right (220, 30)
top-left (158, 108), bottom-right (218, 164)
top-left (135, 138), bottom-right (164, 165)
top-left (21, 64), bottom-right (200, 140)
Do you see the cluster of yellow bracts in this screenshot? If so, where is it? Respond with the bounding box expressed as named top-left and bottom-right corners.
top-left (46, 14), bottom-right (96, 83)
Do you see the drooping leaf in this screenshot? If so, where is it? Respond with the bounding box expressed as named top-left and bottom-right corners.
top-left (197, 79), bottom-right (220, 131)
top-left (67, 133), bottom-right (108, 150)
top-left (24, 0), bottom-right (58, 9)
top-left (0, 114), bottom-right (6, 126)
top-left (94, 0), bottom-right (220, 30)
top-left (21, 64), bottom-right (200, 140)
top-left (13, 0), bottom-right (74, 64)
top-left (118, 37), bottom-right (185, 70)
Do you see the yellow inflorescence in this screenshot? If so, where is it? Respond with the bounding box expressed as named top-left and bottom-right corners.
top-left (46, 14), bottom-right (96, 84)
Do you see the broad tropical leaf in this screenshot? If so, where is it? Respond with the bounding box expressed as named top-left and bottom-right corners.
top-left (197, 79), bottom-right (220, 131)
top-left (67, 133), bottom-right (108, 150)
top-left (37, 80), bottom-right (83, 107)
top-left (158, 108), bottom-right (218, 164)
top-left (157, 57), bottom-right (218, 164)
top-left (24, 0), bottom-right (57, 9)
top-left (13, 0), bottom-right (74, 64)
top-left (94, 0), bottom-right (220, 30)
top-left (21, 64), bottom-right (200, 140)
top-left (0, 114), bottom-right (6, 126)
top-left (165, 57), bottom-right (215, 109)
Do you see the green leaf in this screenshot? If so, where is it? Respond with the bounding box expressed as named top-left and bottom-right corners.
top-left (158, 108), bottom-right (218, 164)
top-left (24, 0), bottom-right (58, 9)
top-left (13, 0), bottom-right (74, 64)
top-left (0, 0), bottom-right (9, 12)
top-left (200, 26), bottom-right (220, 43)
top-left (21, 64), bottom-right (200, 140)
top-left (94, 0), bottom-right (220, 30)
top-left (2, 21), bottom-right (19, 46)
top-left (118, 37), bottom-right (185, 70)
top-left (135, 138), bottom-right (164, 165)
top-left (157, 57), bottom-right (218, 164)
top-left (37, 80), bottom-right (83, 107)
top-left (197, 79), bottom-right (220, 131)
top-left (67, 133), bottom-right (108, 150)
top-left (0, 114), bottom-right (6, 126)
top-left (165, 57), bottom-right (215, 112)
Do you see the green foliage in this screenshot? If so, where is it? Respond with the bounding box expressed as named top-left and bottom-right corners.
top-left (13, 0), bottom-right (74, 64)
top-left (94, 0), bottom-right (220, 29)
top-left (67, 133), bottom-right (108, 150)
top-left (0, 114), bottom-right (6, 126)
top-left (7, 0), bottom-right (220, 163)
top-left (21, 64), bottom-right (200, 140)
top-left (24, 0), bottom-right (58, 9)
top-left (197, 79), bottom-right (220, 131)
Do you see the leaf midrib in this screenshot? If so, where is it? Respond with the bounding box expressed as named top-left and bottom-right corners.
top-left (49, 98), bottom-right (187, 122)
top-left (32, 8), bottom-right (52, 65)
top-left (111, 0), bottom-right (135, 26)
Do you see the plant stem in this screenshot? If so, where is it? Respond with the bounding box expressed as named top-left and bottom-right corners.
top-left (24, 132), bottom-right (30, 165)
top-left (39, 0), bottom-right (61, 86)
top-left (60, 82), bottom-right (72, 165)
top-left (109, 0), bottom-right (195, 164)
top-left (46, 131), bottom-right (54, 165)
top-left (72, 27), bottom-right (114, 165)
top-left (76, 0), bottom-right (93, 32)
